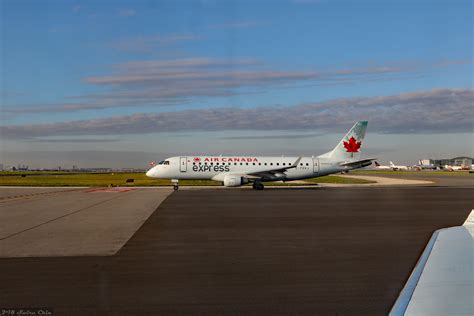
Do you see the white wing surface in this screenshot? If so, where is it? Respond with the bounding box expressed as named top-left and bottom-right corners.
top-left (390, 210), bottom-right (474, 316)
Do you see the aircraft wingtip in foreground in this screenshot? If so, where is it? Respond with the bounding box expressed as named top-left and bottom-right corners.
top-left (146, 121), bottom-right (376, 190)
top-left (390, 209), bottom-right (474, 316)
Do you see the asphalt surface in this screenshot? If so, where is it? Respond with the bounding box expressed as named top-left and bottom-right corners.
top-left (1, 187), bottom-right (473, 315)
top-left (0, 187), bottom-right (81, 199)
top-left (0, 188), bottom-right (172, 257)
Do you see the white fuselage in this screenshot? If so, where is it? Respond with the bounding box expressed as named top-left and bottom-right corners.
top-left (146, 121), bottom-right (373, 188)
top-left (374, 165), bottom-right (392, 171)
top-left (389, 162), bottom-right (409, 171)
top-left (444, 165), bottom-right (463, 171)
top-left (147, 155), bottom-right (346, 182)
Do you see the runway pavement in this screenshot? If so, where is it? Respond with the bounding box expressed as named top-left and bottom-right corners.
top-left (0, 186), bottom-right (473, 315)
top-left (0, 187), bottom-right (81, 200)
top-left (0, 187), bottom-right (172, 257)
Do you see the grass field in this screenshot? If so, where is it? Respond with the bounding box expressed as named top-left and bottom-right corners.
top-left (0, 172), bottom-right (374, 186)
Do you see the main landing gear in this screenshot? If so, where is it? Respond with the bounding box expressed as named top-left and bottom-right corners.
top-left (252, 181), bottom-right (264, 190)
top-left (171, 179), bottom-right (179, 191)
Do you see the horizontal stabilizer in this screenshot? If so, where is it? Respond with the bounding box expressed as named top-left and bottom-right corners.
top-left (340, 158), bottom-right (377, 168)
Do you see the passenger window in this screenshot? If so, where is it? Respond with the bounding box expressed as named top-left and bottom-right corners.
top-left (270, 163), bottom-right (273, 166)
top-left (283, 163), bottom-right (286, 166)
top-left (246, 163), bottom-right (249, 165)
top-left (216, 163), bottom-right (219, 165)
top-left (240, 163), bottom-right (243, 165)
top-left (306, 163), bottom-right (309, 166)
top-left (276, 163), bottom-right (279, 166)
top-left (253, 163), bottom-right (256, 165)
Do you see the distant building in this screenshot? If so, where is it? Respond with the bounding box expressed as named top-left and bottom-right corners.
top-left (120, 168), bottom-right (147, 172)
top-left (85, 168), bottom-right (113, 172)
top-left (426, 156), bottom-right (473, 168)
top-left (0, 164), bottom-right (3, 171)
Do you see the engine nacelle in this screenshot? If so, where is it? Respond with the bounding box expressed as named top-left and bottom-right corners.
top-left (223, 174), bottom-right (249, 187)
top-left (273, 173), bottom-right (287, 180)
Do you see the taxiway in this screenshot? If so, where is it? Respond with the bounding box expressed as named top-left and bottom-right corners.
top-left (0, 185), bottom-right (472, 315)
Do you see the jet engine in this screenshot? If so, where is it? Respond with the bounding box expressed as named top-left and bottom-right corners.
top-left (223, 174), bottom-right (249, 187)
top-left (273, 173), bottom-right (287, 180)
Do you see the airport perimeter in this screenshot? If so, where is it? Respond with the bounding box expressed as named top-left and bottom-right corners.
top-left (0, 176), bottom-right (473, 315)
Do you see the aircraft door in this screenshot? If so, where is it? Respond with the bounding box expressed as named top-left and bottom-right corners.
top-left (312, 158), bottom-right (319, 173)
top-left (180, 157), bottom-right (187, 172)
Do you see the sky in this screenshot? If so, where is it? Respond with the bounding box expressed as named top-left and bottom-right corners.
top-left (0, 0), bottom-right (473, 168)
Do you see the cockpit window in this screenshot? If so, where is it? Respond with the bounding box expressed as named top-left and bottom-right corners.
top-left (163, 161), bottom-right (170, 165)
top-left (157, 161), bottom-right (165, 165)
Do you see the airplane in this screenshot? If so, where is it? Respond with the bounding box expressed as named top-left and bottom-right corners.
top-left (389, 161), bottom-right (409, 171)
top-left (412, 160), bottom-right (437, 171)
top-left (373, 161), bottom-right (392, 170)
top-left (444, 164), bottom-right (463, 171)
top-left (146, 121), bottom-right (376, 190)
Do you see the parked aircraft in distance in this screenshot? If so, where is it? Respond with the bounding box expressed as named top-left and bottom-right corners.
top-left (444, 164), bottom-right (463, 171)
top-left (146, 121), bottom-right (375, 190)
top-left (373, 161), bottom-right (392, 170)
top-left (389, 161), bottom-right (409, 171)
top-left (413, 160), bottom-right (437, 170)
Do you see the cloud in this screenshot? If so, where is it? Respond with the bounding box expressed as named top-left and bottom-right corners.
top-left (433, 59), bottom-right (472, 68)
top-left (4, 58), bottom-right (471, 114)
top-left (207, 21), bottom-right (269, 29)
top-left (25, 138), bottom-right (122, 143)
top-left (2, 88), bottom-right (472, 139)
top-left (220, 133), bottom-right (323, 140)
top-left (114, 57), bottom-right (260, 70)
top-left (110, 34), bottom-right (201, 53)
top-left (117, 8), bottom-right (136, 17)
top-left (4, 57), bottom-right (317, 113)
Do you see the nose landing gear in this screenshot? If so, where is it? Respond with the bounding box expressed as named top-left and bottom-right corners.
top-left (252, 181), bottom-right (264, 190)
top-left (171, 179), bottom-right (179, 191)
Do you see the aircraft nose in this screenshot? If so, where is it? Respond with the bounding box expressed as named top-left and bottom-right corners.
top-left (146, 167), bottom-right (156, 177)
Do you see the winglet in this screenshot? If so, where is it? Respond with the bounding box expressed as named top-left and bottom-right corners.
top-left (291, 156), bottom-right (303, 168)
top-left (463, 210), bottom-right (474, 226)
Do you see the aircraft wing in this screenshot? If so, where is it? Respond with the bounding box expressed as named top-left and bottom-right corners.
top-left (339, 158), bottom-right (377, 168)
top-left (389, 209), bottom-right (474, 316)
top-left (245, 156), bottom-right (303, 180)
